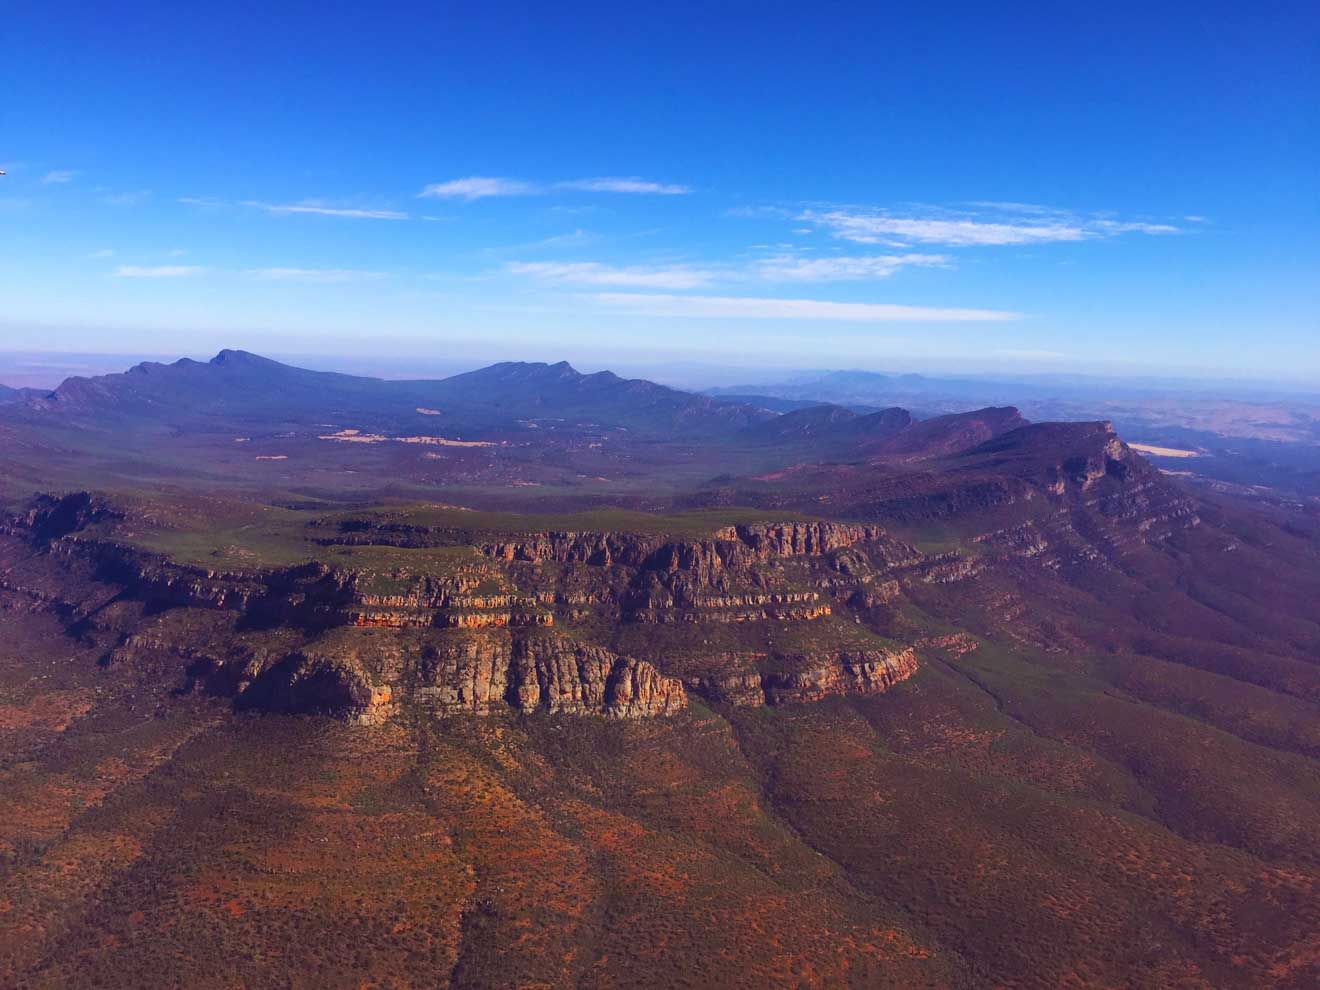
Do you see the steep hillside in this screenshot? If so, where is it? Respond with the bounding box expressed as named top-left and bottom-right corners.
top-left (740, 404), bottom-right (913, 446)
top-left (865, 406), bottom-right (1028, 460)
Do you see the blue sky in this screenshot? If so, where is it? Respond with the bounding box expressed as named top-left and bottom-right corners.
top-left (2, 1), bottom-right (1316, 380)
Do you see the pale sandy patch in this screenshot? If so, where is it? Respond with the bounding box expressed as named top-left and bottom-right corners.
top-left (395, 436), bottom-right (495, 448)
top-left (319, 428), bottom-right (496, 447)
top-left (1130, 442), bottom-right (1200, 458)
top-left (319, 429), bottom-right (387, 443)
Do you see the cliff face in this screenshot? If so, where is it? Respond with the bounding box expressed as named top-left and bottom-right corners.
top-left (232, 632), bottom-right (686, 723)
top-left (690, 647), bottom-right (918, 706)
top-left (21, 516), bottom-right (920, 722)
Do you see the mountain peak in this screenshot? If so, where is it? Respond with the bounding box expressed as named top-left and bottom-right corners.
top-left (210, 349), bottom-right (277, 368)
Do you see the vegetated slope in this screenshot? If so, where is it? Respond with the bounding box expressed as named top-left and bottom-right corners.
top-left (2, 359), bottom-right (1320, 988)
top-left (739, 403), bottom-right (913, 446)
top-left (737, 403), bottom-right (1018, 463)
top-left (866, 406), bottom-right (1027, 460)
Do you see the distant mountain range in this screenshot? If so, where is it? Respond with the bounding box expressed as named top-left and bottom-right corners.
top-left (3, 350), bottom-right (1056, 468)
top-left (6, 349), bottom-right (1318, 499)
top-left (13, 349), bottom-right (770, 439)
top-left (711, 367), bottom-right (1320, 497)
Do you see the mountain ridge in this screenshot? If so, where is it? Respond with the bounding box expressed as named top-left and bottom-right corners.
top-left (13, 350), bottom-right (772, 438)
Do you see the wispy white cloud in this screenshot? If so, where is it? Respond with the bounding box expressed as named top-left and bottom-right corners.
top-left (1184, 215), bottom-right (1207, 223)
top-left (178, 196), bottom-right (228, 209)
top-left (588, 292), bottom-right (1018, 322)
top-left (965, 201), bottom-right (1065, 215)
top-left (510, 261), bottom-right (715, 290)
top-left (419, 177), bottom-right (539, 200)
top-left (420, 175), bottom-right (690, 200)
top-left (248, 201), bottom-right (408, 220)
top-left (753, 252), bottom-right (950, 281)
top-left (167, 248), bottom-right (188, 257)
top-left (1090, 219), bottom-right (1180, 235)
top-left (41, 169), bottom-right (76, 185)
top-left (113, 265), bottom-right (206, 278)
top-left (800, 207), bottom-right (1182, 246)
top-left (509, 250), bottom-right (948, 289)
top-left (180, 196), bottom-right (407, 219)
top-left (724, 205), bottom-right (793, 220)
top-left (88, 248), bottom-right (115, 259)
top-left (803, 210), bottom-right (1087, 246)
top-left (554, 177), bottom-right (689, 195)
top-left (246, 267), bottom-right (389, 282)
top-left (489, 229), bottom-right (598, 254)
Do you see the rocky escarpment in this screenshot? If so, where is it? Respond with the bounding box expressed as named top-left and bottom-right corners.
top-left (688, 647), bottom-right (918, 706)
top-left (412, 635), bottom-right (686, 718)
top-left (6, 491), bottom-right (120, 543)
top-left (967, 422), bottom-right (1199, 535)
top-left (316, 519), bottom-right (908, 626)
top-left (326, 520), bottom-right (885, 565)
top-left (12, 480), bottom-right (1196, 728)
top-left (37, 524), bottom-right (888, 632)
top-left (229, 632), bottom-right (686, 723)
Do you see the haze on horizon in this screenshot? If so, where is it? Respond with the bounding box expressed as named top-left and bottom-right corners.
top-left (2, 2), bottom-right (1316, 382)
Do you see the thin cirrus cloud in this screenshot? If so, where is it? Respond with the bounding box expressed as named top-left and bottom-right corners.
top-left (112, 264), bottom-right (387, 281)
top-left (554, 177), bottom-right (689, 195)
top-left (418, 177), bottom-right (538, 201)
top-left (753, 253), bottom-right (951, 281)
top-left (802, 211), bottom-right (1088, 246)
top-left (508, 261), bottom-right (715, 290)
top-left (113, 265), bottom-right (207, 278)
top-left (419, 175), bottom-right (690, 200)
top-left (801, 208), bottom-right (1181, 246)
top-left (179, 197), bottom-right (409, 219)
top-left (509, 252), bottom-right (949, 289)
top-left (246, 201), bottom-right (409, 220)
top-left (41, 169), bottom-right (76, 184)
top-left (588, 292), bottom-right (1019, 323)
top-left (1090, 219), bottom-right (1182, 234)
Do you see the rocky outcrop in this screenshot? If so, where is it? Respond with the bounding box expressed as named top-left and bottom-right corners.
top-left (762, 648), bottom-right (918, 704)
top-left (688, 648), bottom-right (917, 707)
top-left (480, 532), bottom-right (657, 566)
top-left (7, 491), bottom-right (118, 543)
top-left (236, 651), bottom-right (391, 721)
top-left (629, 601), bottom-right (831, 624)
top-left (409, 635), bottom-right (686, 718)
top-left (223, 632), bottom-right (685, 721)
top-left (727, 521), bottom-right (885, 558)
top-left (330, 519), bottom-right (889, 569)
top-left (914, 633), bottom-right (980, 659)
